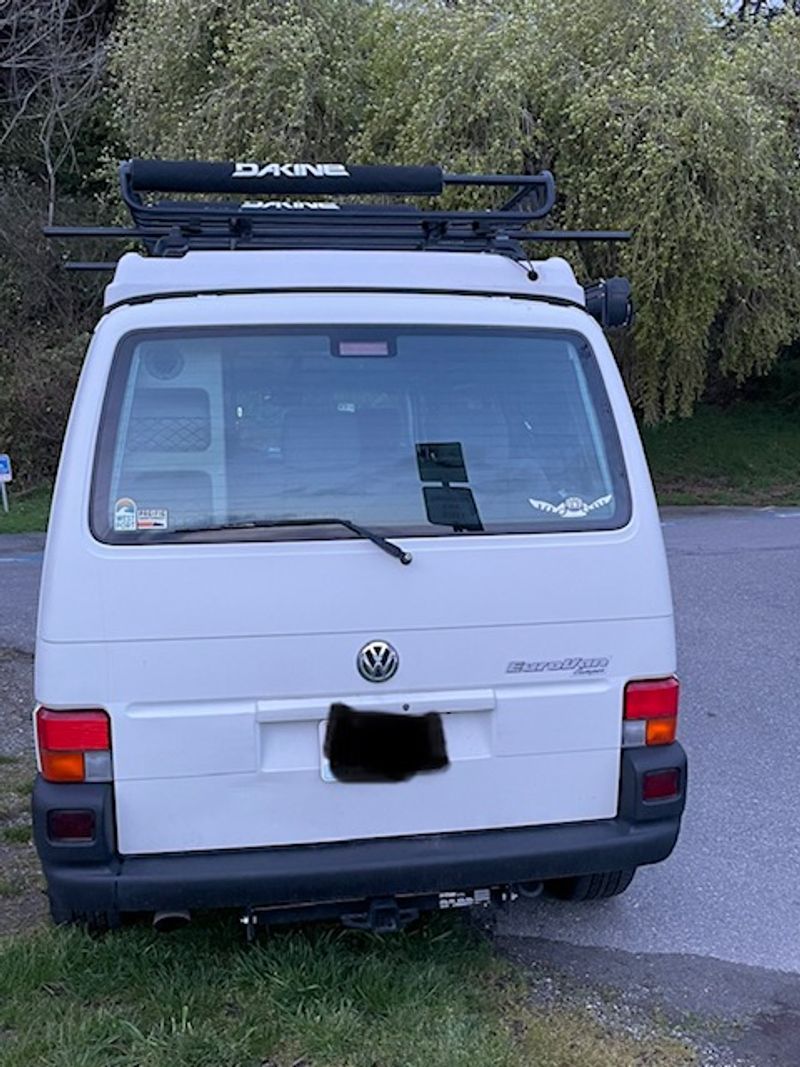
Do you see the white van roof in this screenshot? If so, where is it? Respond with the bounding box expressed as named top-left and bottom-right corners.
top-left (103, 250), bottom-right (586, 310)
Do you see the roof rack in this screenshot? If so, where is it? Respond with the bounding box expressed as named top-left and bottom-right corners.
top-left (45, 159), bottom-right (631, 267)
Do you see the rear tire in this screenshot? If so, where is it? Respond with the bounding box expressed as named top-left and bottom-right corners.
top-left (544, 868), bottom-right (636, 902)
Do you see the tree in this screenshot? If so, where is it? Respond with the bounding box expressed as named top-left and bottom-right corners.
top-left (107, 0), bottom-right (800, 421)
top-left (0, 0), bottom-right (112, 223)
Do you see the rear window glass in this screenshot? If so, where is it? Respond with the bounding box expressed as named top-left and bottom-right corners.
top-left (91, 327), bottom-right (630, 543)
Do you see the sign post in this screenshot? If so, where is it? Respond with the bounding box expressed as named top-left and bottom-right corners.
top-left (0, 454), bottom-right (12, 514)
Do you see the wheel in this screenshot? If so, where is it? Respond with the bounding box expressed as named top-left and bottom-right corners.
top-left (544, 868), bottom-right (636, 902)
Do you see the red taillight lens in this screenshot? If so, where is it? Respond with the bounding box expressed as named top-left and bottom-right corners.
top-left (624, 678), bottom-right (679, 747)
top-left (624, 678), bottom-right (679, 720)
top-left (47, 809), bottom-right (96, 842)
top-left (36, 708), bottom-right (111, 783)
top-left (642, 768), bottom-right (680, 802)
top-left (36, 709), bottom-right (109, 751)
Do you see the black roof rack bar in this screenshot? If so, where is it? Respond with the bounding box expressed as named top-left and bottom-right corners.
top-left (54, 229), bottom-right (630, 269)
top-left (46, 225), bottom-right (631, 243)
top-left (44, 160), bottom-right (631, 263)
top-left (63, 261), bottom-right (117, 271)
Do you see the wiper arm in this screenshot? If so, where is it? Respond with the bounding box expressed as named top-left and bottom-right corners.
top-left (172, 517), bottom-right (413, 565)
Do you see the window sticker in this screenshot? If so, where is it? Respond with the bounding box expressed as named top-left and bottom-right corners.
top-left (528, 494), bottom-right (612, 519)
top-left (113, 497), bottom-right (137, 532)
top-left (136, 507), bottom-right (169, 531)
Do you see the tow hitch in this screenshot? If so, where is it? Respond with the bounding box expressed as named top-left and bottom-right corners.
top-left (341, 897), bottom-right (420, 933)
top-left (240, 886), bottom-right (518, 941)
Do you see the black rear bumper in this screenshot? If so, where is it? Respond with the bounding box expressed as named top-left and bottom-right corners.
top-left (33, 743), bottom-right (686, 920)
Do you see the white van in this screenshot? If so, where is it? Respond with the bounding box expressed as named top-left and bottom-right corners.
top-left (33, 161), bottom-right (685, 933)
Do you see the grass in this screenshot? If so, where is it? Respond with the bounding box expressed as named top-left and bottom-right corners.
top-left (1, 826), bottom-right (30, 846)
top-left (0, 877), bottom-right (25, 899)
top-left (0, 760), bottom-right (33, 823)
top-left (0, 483), bottom-right (52, 534)
top-left (642, 403), bottom-right (800, 506)
top-left (0, 757), bottom-right (45, 938)
top-left (0, 917), bottom-right (695, 1067)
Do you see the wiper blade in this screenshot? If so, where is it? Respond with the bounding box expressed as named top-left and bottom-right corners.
top-left (172, 517), bottom-right (413, 565)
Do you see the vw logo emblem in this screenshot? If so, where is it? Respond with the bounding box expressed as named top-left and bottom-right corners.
top-left (357, 640), bottom-right (399, 683)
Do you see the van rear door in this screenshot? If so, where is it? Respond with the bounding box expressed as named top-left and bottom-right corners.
top-left (38, 309), bottom-right (673, 856)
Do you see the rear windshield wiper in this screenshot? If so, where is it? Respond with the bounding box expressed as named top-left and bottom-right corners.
top-left (171, 517), bottom-right (413, 565)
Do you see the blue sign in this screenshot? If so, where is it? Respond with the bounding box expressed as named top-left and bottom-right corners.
top-left (0, 454), bottom-right (12, 482)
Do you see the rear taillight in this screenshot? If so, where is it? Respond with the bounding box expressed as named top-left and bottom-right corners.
top-left (36, 708), bottom-right (112, 783)
top-left (623, 678), bottom-right (679, 747)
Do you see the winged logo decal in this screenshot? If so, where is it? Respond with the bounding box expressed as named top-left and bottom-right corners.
top-left (528, 494), bottom-right (613, 519)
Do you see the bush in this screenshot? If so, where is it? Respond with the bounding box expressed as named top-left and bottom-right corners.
top-left (0, 178), bottom-right (103, 485)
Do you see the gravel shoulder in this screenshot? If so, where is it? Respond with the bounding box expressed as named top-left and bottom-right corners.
top-left (0, 649), bottom-right (34, 759)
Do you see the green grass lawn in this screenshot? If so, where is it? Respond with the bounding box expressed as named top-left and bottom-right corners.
top-left (0, 916), bottom-right (695, 1067)
top-left (643, 404), bottom-right (800, 506)
top-left (0, 484), bottom-right (52, 535)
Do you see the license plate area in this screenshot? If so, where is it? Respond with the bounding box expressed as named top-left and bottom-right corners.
top-left (320, 702), bottom-right (449, 783)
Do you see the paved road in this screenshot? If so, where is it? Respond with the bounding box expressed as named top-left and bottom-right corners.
top-left (499, 507), bottom-right (800, 975)
top-left (0, 534), bottom-right (43, 655)
top-left (3, 512), bottom-right (800, 1059)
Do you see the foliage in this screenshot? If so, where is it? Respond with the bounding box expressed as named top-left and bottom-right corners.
top-left (107, 0), bottom-right (800, 422)
top-left (2, 0), bottom-right (800, 482)
top-left (0, 0), bottom-right (113, 221)
top-left (0, 179), bottom-right (104, 485)
top-left (0, 2), bottom-right (116, 484)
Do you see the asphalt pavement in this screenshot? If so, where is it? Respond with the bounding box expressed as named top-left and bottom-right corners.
top-left (498, 507), bottom-right (800, 975)
top-left (0, 533), bottom-right (43, 656)
top-left (2, 511), bottom-right (800, 1060)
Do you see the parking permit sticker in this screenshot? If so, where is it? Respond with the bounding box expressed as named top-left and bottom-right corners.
top-left (136, 508), bottom-right (169, 531)
top-left (113, 497), bottom-right (137, 532)
top-left (528, 494), bottom-right (612, 519)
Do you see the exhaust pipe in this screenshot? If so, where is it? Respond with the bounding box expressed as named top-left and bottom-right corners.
top-left (152, 909), bottom-right (191, 933)
top-left (515, 881), bottom-right (544, 899)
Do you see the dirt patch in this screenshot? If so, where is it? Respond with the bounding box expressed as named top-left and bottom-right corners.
top-left (731, 1003), bottom-right (800, 1067)
top-left (0, 754), bottom-right (47, 936)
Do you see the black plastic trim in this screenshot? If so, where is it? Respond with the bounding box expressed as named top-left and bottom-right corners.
top-left (619, 743), bottom-right (687, 823)
top-left (32, 780), bottom-right (117, 867)
top-left (101, 285), bottom-right (587, 318)
top-left (33, 744), bottom-right (686, 919)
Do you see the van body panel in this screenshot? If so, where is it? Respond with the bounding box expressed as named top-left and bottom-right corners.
top-left (36, 283), bottom-right (675, 860)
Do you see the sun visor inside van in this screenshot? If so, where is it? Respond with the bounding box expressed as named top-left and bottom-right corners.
top-left (128, 160), bottom-right (445, 197)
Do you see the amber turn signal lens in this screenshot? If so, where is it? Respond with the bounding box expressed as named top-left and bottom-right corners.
top-left (645, 718), bottom-right (677, 746)
top-left (40, 751), bottom-right (85, 783)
